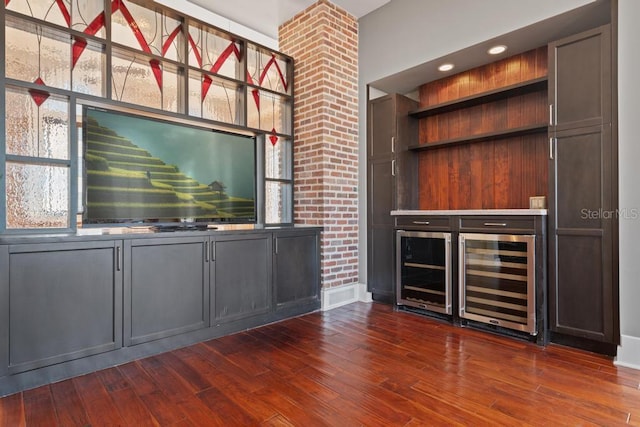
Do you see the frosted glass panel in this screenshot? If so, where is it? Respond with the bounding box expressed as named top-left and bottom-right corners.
top-left (111, 1), bottom-right (182, 61)
top-left (72, 38), bottom-right (105, 96)
top-left (5, 19), bottom-right (71, 90)
top-left (247, 44), bottom-right (290, 94)
top-left (265, 138), bottom-right (292, 180)
top-left (6, 0), bottom-right (71, 27)
top-left (188, 73), bottom-right (202, 117)
top-left (71, 0), bottom-right (105, 37)
top-left (202, 78), bottom-right (240, 124)
top-left (188, 25), bottom-right (241, 80)
top-left (163, 64), bottom-right (181, 113)
top-left (112, 49), bottom-right (161, 109)
top-left (6, 162), bottom-right (70, 229)
top-left (5, 87), bottom-right (69, 160)
top-left (265, 181), bottom-right (292, 224)
top-left (247, 90), bottom-right (291, 135)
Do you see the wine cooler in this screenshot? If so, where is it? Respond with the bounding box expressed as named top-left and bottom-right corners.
top-left (459, 233), bottom-right (536, 334)
top-left (396, 231), bottom-right (452, 315)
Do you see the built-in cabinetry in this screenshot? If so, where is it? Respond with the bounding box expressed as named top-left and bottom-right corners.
top-left (368, 24), bottom-right (618, 353)
top-left (0, 227), bottom-right (320, 396)
top-left (367, 94), bottom-right (418, 301)
top-left (548, 24), bottom-right (618, 353)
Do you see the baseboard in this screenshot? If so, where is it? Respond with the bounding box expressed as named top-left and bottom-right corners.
top-left (358, 282), bottom-right (373, 303)
top-left (321, 283), bottom-right (360, 311)
top-left (615, 335), bottom-right (640, 371)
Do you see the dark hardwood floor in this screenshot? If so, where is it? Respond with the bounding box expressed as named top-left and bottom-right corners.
top-left (1, 302), bottom-right (639, 426)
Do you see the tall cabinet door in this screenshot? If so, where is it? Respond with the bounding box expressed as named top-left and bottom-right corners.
top-left (367, 94), bottom-right (417, 300)
top-left (548, 24), bottom-right (618, 347)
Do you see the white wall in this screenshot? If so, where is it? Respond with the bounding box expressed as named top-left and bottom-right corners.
top-left (615, 0), bottom-right (640, 369)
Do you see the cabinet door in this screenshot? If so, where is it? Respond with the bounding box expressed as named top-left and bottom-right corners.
top-left (369, 96), bottom-right (395, 158)
top-left (273, 231), bottom-right (320, 308)
top-left (549, 126), bottom-right (615, 342)
top-left (125, 236), bottom-right (209, 346)
top-left (2, 241), bottom-right (122, 374)
top-left (212, 234), bottom-right (271, 323)
top-left (549, 25), bottom-right (611, 131)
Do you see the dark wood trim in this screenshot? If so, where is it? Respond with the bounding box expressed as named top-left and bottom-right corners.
top-left (408, 123), bottom-right (547, 151)
top-left (409, 77), bottom-right (547, 118)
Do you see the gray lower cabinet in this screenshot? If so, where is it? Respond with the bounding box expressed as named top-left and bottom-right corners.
top-left (273, 230), bottom-right (320, 309)
top-left (0, 240), bottom-right (122, 375)
top-left (212, 233), bottom-right (272, 323)
top-left (124, 236), bottom-right (210, 346)
top-left (0, 228), bottom-right (320, 396)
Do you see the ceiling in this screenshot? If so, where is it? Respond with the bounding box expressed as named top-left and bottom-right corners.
top-left (186, 0), bottom-right (390, 40)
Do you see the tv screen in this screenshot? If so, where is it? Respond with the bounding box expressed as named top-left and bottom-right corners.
top-left (83, 107), bottom-right (256, 225)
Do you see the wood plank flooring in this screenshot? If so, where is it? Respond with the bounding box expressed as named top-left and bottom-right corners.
top-left (1, 302), bottom-right (640, 426)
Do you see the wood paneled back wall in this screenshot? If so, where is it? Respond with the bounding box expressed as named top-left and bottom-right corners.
top-left (417, 48), bottom-right (548, 210)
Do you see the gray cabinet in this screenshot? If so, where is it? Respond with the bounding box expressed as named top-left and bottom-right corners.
top-left (0, 241), bottom-right (122, 375)
top-left (548, 24), bottom-right (618, 350)
top-left (124, 236), bottom-right (210, 346)
top-left (273, 230), bottom-right (320, 309)
top-left (212, 233), bottom-right (272, 323)
top-left (367, 94), bottom-right (418, 301)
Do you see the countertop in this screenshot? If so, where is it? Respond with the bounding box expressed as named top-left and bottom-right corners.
top-left (391, 209), bottom-right (548, 216)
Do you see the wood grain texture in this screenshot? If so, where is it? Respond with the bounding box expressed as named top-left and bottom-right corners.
top-left (418, 47), bottom-right (548, 209)
top-left (1, 302), bottom-right (639, 426)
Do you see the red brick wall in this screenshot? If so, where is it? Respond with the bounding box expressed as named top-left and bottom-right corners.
top-left (279, 0), bottom-right (359, 289)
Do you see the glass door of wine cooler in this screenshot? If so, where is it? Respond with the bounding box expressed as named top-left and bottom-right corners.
top-left (396, 231), bottom-right (451, 314)
top-left (459, 233), bottom-right (536, 334)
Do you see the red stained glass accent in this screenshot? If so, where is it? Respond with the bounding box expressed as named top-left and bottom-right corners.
top-left (201, 74), bottom-right (212, 102)
top-left (269, 129), bottom-right (278, 146)
top-left (72, 11), bottom-right (107, 66)
top-left (260, 54), bottom-right (288, 92)
top-left (251, 89), bottom-right (260, 110)
top-left (163, 25), bottom-right (182, 56)
top-left (188, 34), bottom-right (202, 68)
top-left (55, 0), bottom-right (71, 27)
top-left (201, 42), bottom-right (241, 101)
top-left (29, 78), bottom-right (50, 106)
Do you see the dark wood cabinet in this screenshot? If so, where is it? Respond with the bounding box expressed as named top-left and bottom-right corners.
top-left (367, 94), bottom-right (418, 301)
top-left (125, 236), bottom-right (210, 346)
top-left (0, 241), bottom-right (122, 375)
top-left (548, 24), bottom-right (618, 351)
top-left (273, 230), bottom-right (320, 309)
top-left (212, 233), bottom-right (272, 323)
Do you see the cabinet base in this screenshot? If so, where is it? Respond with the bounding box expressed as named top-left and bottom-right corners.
top-left (550, 332), bottom-right (617, 357)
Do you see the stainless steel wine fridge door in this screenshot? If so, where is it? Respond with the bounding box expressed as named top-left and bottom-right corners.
top-left (459, 233), bottom-right (536, 334)
top-left (396, 231), bottom-right (452, 315)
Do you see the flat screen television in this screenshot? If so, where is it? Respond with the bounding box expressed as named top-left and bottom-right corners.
top-left (82, 106), bottom-right (256, 225)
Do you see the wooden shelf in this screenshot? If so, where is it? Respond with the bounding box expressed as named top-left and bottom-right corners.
top-left (408, 77), bottom-right (548, 119)
top-left (408, 124), bottom-right (548, 152)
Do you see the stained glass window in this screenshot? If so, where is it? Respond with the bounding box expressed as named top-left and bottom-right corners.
top-left (2, 0), bottom-right (294, 229)
top-left (247, 90), bottom-right (292, 135)
top-left (189, 25), bottom-right (242, 80)
top-left (247, 44), bottom-right (290, 95)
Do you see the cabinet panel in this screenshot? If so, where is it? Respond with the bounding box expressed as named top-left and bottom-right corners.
top-left (368, 226), bottom-right (395, 297)
top-left (6, 241), bottom-right (122, 374)
top-left (125, 236), bottom-right (209, 346)
top-left (213, 234), bottom-right (271, 322)
top-left (549, 25), bottom-right (611, 130)
top-left (274, 232), bottom-right (319, 308)
top-left (369, 96), bottom-right (394, 158)
top-left (369, 159), bottom-right (395, 226)
top-left (555, 234), bottom-right (605, 338)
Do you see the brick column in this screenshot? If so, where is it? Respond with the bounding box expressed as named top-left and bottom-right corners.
top-left (279, 0), bottom-right (359, 290)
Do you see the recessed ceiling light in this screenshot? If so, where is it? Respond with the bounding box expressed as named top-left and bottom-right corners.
top-left (438, 63), bottom-right (454, 72)
top-left (488, 45), bottom-right (507, 55)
